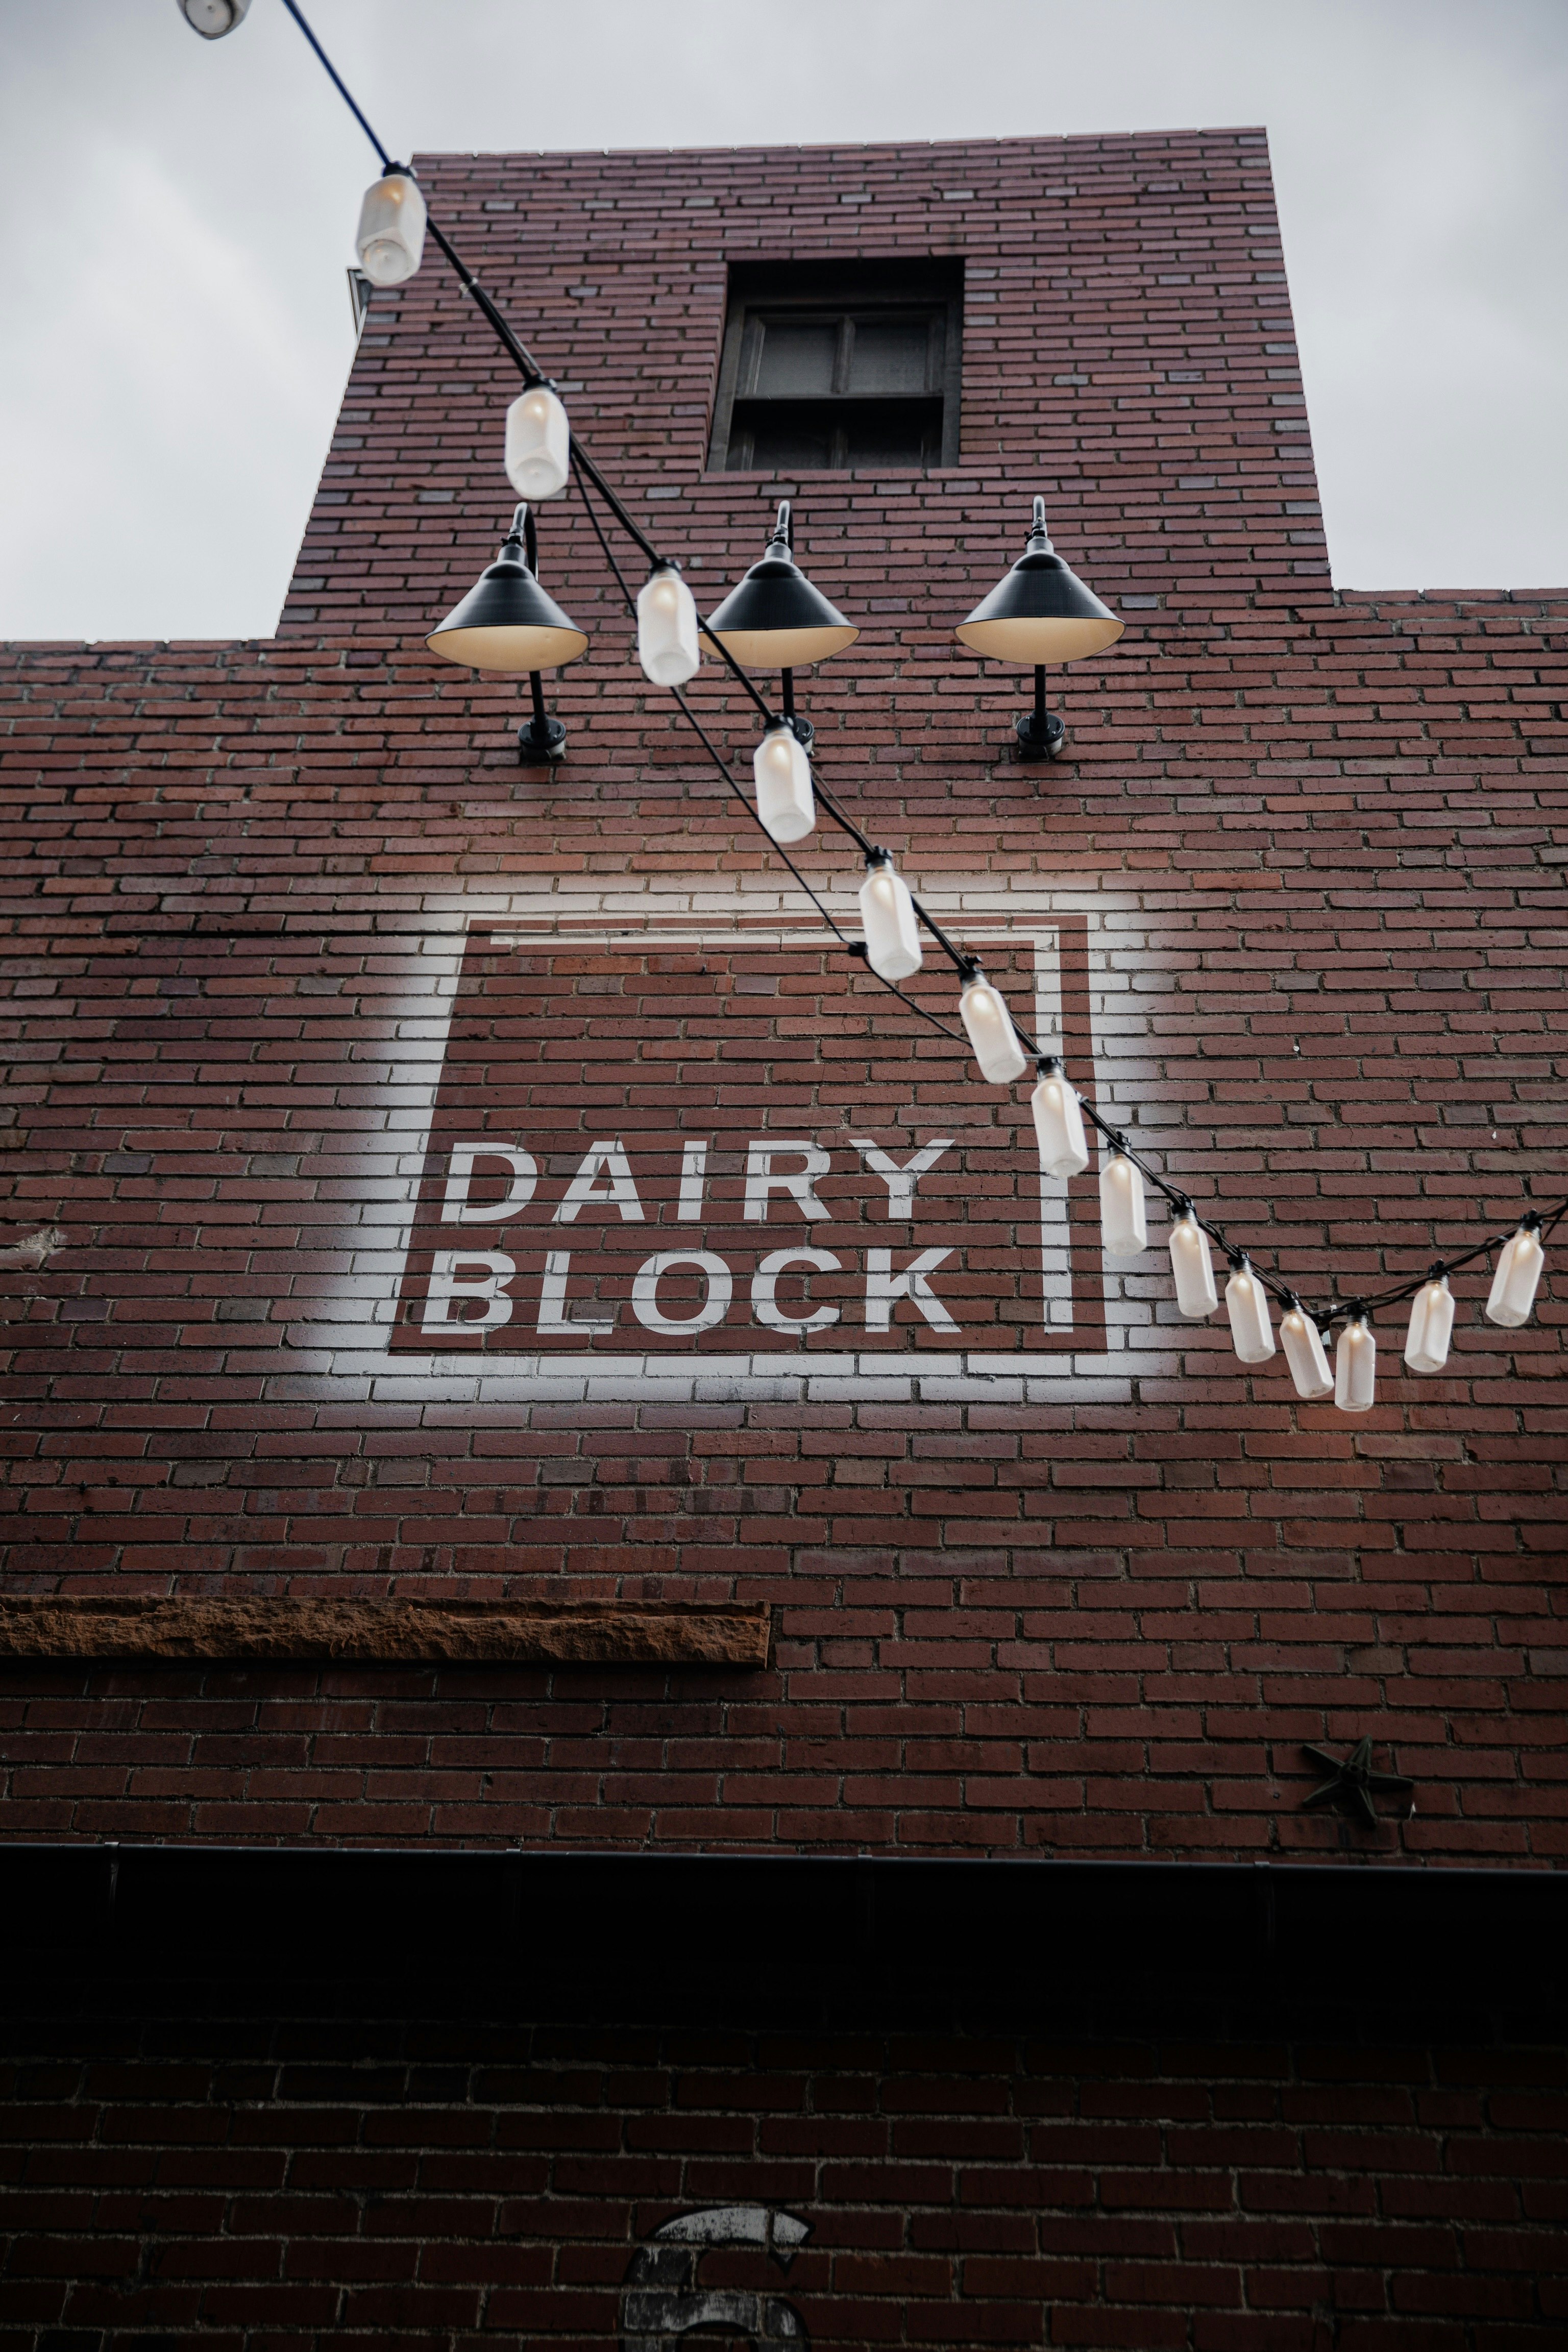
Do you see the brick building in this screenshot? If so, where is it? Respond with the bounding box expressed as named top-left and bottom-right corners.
top-left (1, 128), bottom-right (1565, 2347)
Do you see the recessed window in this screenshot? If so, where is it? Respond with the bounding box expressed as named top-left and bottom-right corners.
top-left (709, 261), bottom-right (962, 473)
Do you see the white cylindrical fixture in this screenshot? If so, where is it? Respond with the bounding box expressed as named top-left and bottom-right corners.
top-left (1281, 1307), bottom-right (1334, 1400)
top-left (504, 385), bottom-right (571, 501)
top-left (1098, 1149), bottom-right (1147, 1258)
top-left (959, 973), bottom-right (1030, 1085)
top-left (1030, 1062), bottom-right (1089, 1180)
top-left (1335, 1314), bottom-right (1377, 1410)
top-left (1168, 1209), bottom-right (1219, 1318)
top-left (857, 854), bottom-right (922, 982)
top-left (1224, 1257), bottom-right (1276, 1364)
top-left (1485, 1220), bottom-right (1545, 1329)
top-left (1404, 1276), bottom-right (1455, 1374)
top-left (752, 726), bottom-right (816, 844)
top-left (636, 566), bottom-right (701, 687)
top-left (355, 171), bottom-right (428, 288)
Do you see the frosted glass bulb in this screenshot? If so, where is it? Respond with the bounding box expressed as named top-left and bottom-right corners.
top-left (179, 0), bottom-right (251, 33)
top-left (752, 726), bottom-right (815, 844)
top-left (1031, 1064), bottom-right (1089, 1180)
top-left (1224, 1258), bottom-right (1275, 1364)
top-left (504, 386), bottom-right (571, 501)
top-left (1168, 1210), bottom-right (1219, 1318)
top-left (959, 974), bottom-right (1029, 1084)
top-left (355, 172), bottom-right (427, 288)
top-left (1403, 1276), bottom-right (1455, 1375)
top-left (1098, 1150), bottom-right (1147, 1257)
top-left (857, 856), bottom-right (922, 982)
top-left (1485, 1220), bottom-right (1545, 1329)
top-left (1281, 1307), bottom-right (1333, 1400)
top-left (636, 566), bottom-right (700, 687)
top-left (1335, 1315), bottom-right (1376, 1411)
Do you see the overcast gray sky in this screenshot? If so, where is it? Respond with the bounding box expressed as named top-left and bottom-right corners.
top-left (2, 0), bottom-right (1564, 643)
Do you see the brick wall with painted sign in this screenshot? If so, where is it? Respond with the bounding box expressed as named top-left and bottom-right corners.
top-left (0, 128), bottom-right (1563, 1875)
top-left (395, 922), bottom-right (1100, 1358)
top-left (2, 118), bottom-right (1566, 2352)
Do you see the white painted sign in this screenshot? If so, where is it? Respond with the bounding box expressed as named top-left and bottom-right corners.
top-left (390, 923), bottom-right (1103, 1361)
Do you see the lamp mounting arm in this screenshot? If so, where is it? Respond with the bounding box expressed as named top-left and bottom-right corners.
top-left (519, 665), bottom-right (567, 764)
top-left (1027, 495), bottom-right (1054, 553)
top-left (779, 665), bottom-right (814, 754)
top-left (770, 499), bottom-right (794, 554)
top-left (1015, 663), bottom-right (1065, 762)
top-left (499, 502), bottom-right (540, 578)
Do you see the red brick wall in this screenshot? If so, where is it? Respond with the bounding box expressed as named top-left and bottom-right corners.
top-left (2, 2013), bottom-right (1563, 2348)
top-left (285, 127), bottom-right (1326, 641)
top-left (0, 132), bottom-right (1564, 1869)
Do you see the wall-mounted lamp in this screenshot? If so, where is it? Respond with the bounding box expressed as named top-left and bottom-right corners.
top-left (955, 496), bottom-right (1123, 760)
top-left (425, 503), bottom-right (587, 764)
top-left (705, 501), bottom-right (858, 755)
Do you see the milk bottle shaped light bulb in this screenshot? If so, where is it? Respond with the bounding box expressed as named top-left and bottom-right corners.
top-left (504, 385), bottom-right (572, 501)
top-left (1224, 1255), bottom-right (1276, 1364)
top-left (1403, 1272), bottom-right (1455, 1374)
top-left (1334, 1314), bottom-right (1377, 1411)
top-left (1168, 1208), bottom-right (1219, 1318)
top-left (1098, 1147), bottom-right (1147, 1258)
top-left (355, 169), bottom-right (428, 287)
top-left (857, 852), bottom-right (922, 982)
top-left (1281, 1303), bottom-right (1334, 1400)
top-left (752, 725), bottom-right (815, 844)
top-left (1485, 1217), bottom-right (1545, 1329)
top-left (959, 970), bottom-right (1029, 1084)
top-left (636, 564), bottom-right (701, 686)
top-left (1030, 1058), bottom-right (1089, 1180)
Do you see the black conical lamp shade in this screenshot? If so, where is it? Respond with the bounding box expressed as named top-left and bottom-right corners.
top-left (427, 513), bottom-right (588, 673)
top-left (956, 498), bottom-right (1123, 665)
top-left (705, 502), bottom-right (859, 669)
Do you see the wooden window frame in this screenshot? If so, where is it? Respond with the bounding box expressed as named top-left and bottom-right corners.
top-left (707, 259), bottom-right (964, 474)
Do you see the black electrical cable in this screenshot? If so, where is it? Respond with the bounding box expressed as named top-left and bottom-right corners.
top-left (277, 0), bottom-right (392, 167)
top-left (800, 750), bottom-right (979, 973)
top-left (570, 458), bottom-right (854, 951)
top-left (585, 449), bottom-right (1568, 1329)
top-left (274, 0), bottom-right (1562, 1350)
top-left (279, 0), bottom-right (782, 732)
top-left (571, 458), bottom-right (971, 1050)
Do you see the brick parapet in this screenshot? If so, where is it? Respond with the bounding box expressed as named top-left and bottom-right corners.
top-left (279, 127), bottom-right (1328, 637)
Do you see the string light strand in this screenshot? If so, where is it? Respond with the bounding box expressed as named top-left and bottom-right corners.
top-left (572, 460), bottom-right (974, 1052)
top-left (272, 0), bottom-right (1561, 1362)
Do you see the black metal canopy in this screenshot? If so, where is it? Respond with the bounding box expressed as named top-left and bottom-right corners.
top-left (426, 504), bottom-right (588, 673)
top-left (705, 500), bottom-right (860, 669)
top-left (957, 494), bottom-right (1123, 665)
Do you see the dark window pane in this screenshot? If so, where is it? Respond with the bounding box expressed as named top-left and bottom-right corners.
top-left (842, 408), bottom-right (931, 467)
top-left (847, 320), bottom-right (931, 396)
top-left (753, 322), bottom-right (838, 397)
top-left (727, 399), bottom-right (940, 472)
top-left (740, 413), bottom-right (834, 470)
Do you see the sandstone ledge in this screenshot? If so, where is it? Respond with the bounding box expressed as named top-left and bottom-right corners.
top-left (0, 1595), bottom-right (770, 1669)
